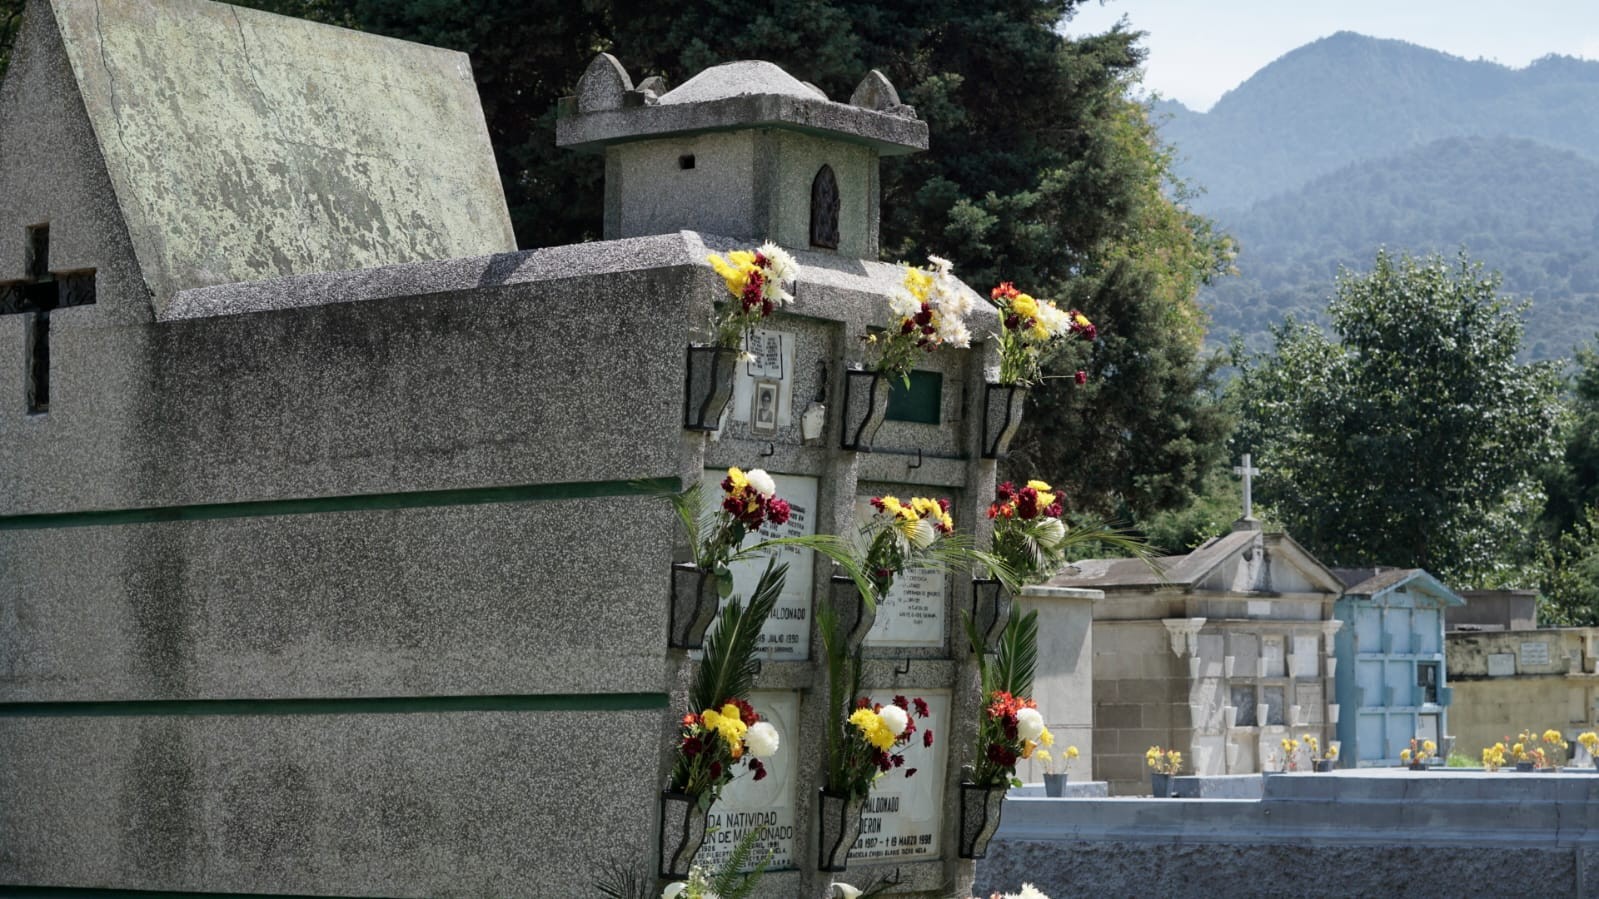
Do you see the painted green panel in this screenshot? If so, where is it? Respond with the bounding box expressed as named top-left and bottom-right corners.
top-left (886, 370), bottom-right (942, 424)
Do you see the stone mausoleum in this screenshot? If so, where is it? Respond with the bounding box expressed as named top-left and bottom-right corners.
top-left (1051, 517), bottom-right (1346, 794)
top-left (0, 1), bottom-right (1022, 896)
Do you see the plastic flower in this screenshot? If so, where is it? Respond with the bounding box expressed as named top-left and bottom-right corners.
top-left (864, 256), bottom-right (974, 383)
top-left (1400, 748), bottom-right (1412, 762)
top-left (987, 281), bottom-right (1097, 386)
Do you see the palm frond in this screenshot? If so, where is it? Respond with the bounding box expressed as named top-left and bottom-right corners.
top-left (691, 560), bottom-right (786, 712)
top-left (707, 824), bottom-right (773, 899)
top-left (992, 605), bottom-right (1039, 698)
top-left (961, 608), bottom-right (995, 695)
top-left (592, 857), bottom-right (649, 899)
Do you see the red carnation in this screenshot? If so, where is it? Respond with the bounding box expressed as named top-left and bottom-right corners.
top-left (923, 729), bottom-right (934, 748)
top-left (893, 695), bottom-right (909, 710)
top-left (767, 497), bottom-right (791, 526)
top-left (913, 698), bottom-right (930, 718)
top-left (751, 759), bottom-right (767, 781)
top-left (1075, 370), bottom-right (1088, 385)
top-left (682, 736), bottom-right (703, 757)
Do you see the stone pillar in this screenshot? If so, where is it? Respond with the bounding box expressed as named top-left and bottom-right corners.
top-left (1016, 585), bottom-right (1103, 782)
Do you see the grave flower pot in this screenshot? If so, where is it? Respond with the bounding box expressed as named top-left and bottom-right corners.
top-left (980, 383), bottom-right (1027, 459)
top-left (829, 574), bottom-right (877, 653)
top-left (970, 578), bottom-right (1012, 652)
top-left (1516, 762), bottom-right (1535, 772)
top-left (1408, 762), bottom-right (1428, 771)
top-left (668, 563), bottom-right (720, 650)
top-left (683, 346), bottom-right (739, 432)
top-left (1043, 772), bottom-right (1069, 797)
top-left (1150, 772), bottom-right (1174, 798)
top-left (1314, 759), bottom-right (1334, 773)
top-left (817, 789), bottom-right (866, 872)
top-left (658, 790), bottom-right (709, 880)
top-left (957, 782), bottom-right (1009, 859)
top-left (840, 369), bottom-right (890, 451)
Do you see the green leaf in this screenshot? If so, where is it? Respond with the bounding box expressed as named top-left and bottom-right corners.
top-left (691, 560), bottom-right (786, 714)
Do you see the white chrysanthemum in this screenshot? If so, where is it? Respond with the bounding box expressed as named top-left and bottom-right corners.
top-left (938, 318), bottom-right (971, 349)
top-left (1014, 886), bottom-right (1051, 899)
top-left (745, 469), bottom-right (778, 498)
top-left (927, 254), bottom-right (955, 276)
top-left (907, 517), bottom-right (938, 549)
top-left (759, 242), bottom-right (799, 286)
top-left (763, 280), bottom-right (795, 305)
top-left (1016, 707), bottom-right (1045, 742)
top-left (879, 704), bottom-right (910, 737)
top-left (1036, 300), bottom-right (1071, 337)
top-left (938, 283), bottom-right (975, 319)
top-left (1037, 518), bottom-right (1066, 548)
top-left (661, 883), bottom-right (687, 899)
top-left (888, 286), bottom-right (922, 319)
top-left (746, 721), bottom-right (780, 758)
top-left (832, 885), bottom-right (864, 899)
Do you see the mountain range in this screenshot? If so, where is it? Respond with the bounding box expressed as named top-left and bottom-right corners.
top-left (1160, 31), bottom-right (1599, 358)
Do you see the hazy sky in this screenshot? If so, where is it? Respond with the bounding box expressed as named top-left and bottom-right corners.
top-left (1063, 1), bottom-right (1599, 111)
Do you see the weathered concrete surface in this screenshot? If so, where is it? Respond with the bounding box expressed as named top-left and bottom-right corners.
top-left (47, 0), bottom-right (515, 311)
top-left (0, 495), bottom-right (674, 702)
top-left (0, 710), bottom-right (661, 897)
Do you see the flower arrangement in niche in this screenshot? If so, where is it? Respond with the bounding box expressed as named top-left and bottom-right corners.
top-left (865, 255), bottom-right (973, 385)
top-left (986, 282), bottom-right (1095, 386)
top-left (706, 243), bottom-right (799, 351)
top-left (827, 694), bottom-right (934, 796)
top-left (1276, 737), bottom-right (1302, 772)
top-left (667, 561), bottom-right (787, 808)
top-left (670, 467), bottom-right (855, 598)
top-left (1541, 728), bottom-right (1570, 766)
top-left (964, 606), bottom-right (1049, 788)
top-left (1145, 746), bottom-right (1182, 775)
top-left (1581, 731), bottom-right (1598, 764)
top-left (859, 494), bottom-right (958, 602)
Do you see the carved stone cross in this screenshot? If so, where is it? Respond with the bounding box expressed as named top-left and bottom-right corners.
top-left (1234, 453), bottom-right (1261, 519)
top-left (0, 225), bottom-right (96, 413)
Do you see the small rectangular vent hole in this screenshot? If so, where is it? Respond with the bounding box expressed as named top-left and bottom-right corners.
top-left (678, 154), bottom-right (696, 170)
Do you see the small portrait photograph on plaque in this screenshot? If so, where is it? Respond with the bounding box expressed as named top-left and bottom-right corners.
top-left (751, 380), bottom-right (780, 437)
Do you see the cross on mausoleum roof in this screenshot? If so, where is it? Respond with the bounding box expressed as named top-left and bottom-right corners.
top-left (1234, 453), bottom-right (1261, 520)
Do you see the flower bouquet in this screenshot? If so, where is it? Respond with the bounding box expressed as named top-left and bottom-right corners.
top-left (706, 243), bottom-right (799, 350)
top-left (1306, 735), bottom-right (1337, 772)
top-left (1037, 744), bottom-right (1080, 796)
top-left (1581, 731), bottom-right (1598, 768)
top-left (980, 282), bottom-right (1094, 455)
top-left (827, 493), bottom-right (965, 650)
top-left (1146, 745), bottom-right (1182, 797)
top-left (660, 561), bottom-right (787, 879)
top-left (974, 479), bottom-right (1149, 648)
top-left (814, 633), bottom-right (933, 873)
top-left (1482, 741), bottom-right (1508, 771)
top-left (684, 244), bottom-right (798, 430)
top-left (959, 605), bottom-right (1044, 857)
top-left (1400, 737), bottom-right (1436, 770)
top-left (846, 256), bottom-right (971, 449)
top-left (985, 282), bottom-right (1095, 388)
top-left (1275, 737), bottom-right (1302, 772)
top-left (667, 467), bottom-right (856, 648)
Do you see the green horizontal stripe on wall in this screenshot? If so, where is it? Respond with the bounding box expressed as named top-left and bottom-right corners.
top-left (0, 887), bottom-right (356, 899)
top-left (0, 476), bottom-right (680, 531)
top-left (0, 692), bottom-right (669, 719)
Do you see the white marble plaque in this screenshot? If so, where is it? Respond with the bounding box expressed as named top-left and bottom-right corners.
top-left (854, 497), bottom-right (948, 648)
top-left (697, 691), bottom-right (799, 872)
top-left (1487, 653), bottom-right (1517, 677)
top-left (701, 470), bottom-right (818, 659)
top-left (730, 329), bottom-right (795, 427)
top-left (849, 690), bottom-right (950, 863)
top-left (1520, 641), bottom-right (1551, 667)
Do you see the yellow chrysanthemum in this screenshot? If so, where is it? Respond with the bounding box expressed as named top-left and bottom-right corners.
top-left (1423, 740), bottom-right (1436, 754)
top-left (849, 708), bottom-right (896, 751)
top-left (876, 496), bottom-right (906, 518)
top-left (1040, 727), bottom-right (1055, 748)
top-left (1400, 749), bottom-right (1412, 762)
top-left (1012, 294), bottom-right (1039, 319)
top-left (707, 252), bottom-right (758, 299)
top-left (1066, 745), bottom-right (1080, 759)
top-left (701, 703), bottom-right (749, 748)
top-left (1543, 729), bottom-right (1564, 745)
top-left (726, 467), bottom-right (748, 491)
top-left (903, 267), bottom-right (933, 300)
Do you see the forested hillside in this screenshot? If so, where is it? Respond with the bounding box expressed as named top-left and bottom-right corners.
top-left (1204, 136), bottom-right (1599, 359)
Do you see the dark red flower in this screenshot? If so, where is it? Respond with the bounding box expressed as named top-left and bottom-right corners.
top-left (1075, 370), bottom-right (1088, 385)
top-left (892, 754), bottom-right (905, 768)
top-left (1046, 502), bottom-right (1064, 518)
top-left (914, 698), bottom-right (930, 718)
top-left (751, 760), bottom-right (767, 781)
top-left (987, 744), bottom-right (1018, 767)
top-left (923, 729), bottom-right (934, 748)
top-left (893, 695), bottom-right (909, 710)
top-left (901, 320), bottom-right (916, 334)
top-left (682, 736), bottom-right (703, 757)
top-left (709, 761), bottom-right (723, 780)
top-left (905, 768), bottom-right (918, 778)
top-left (1004, 314), bottom-right (1021, 331)
top-left (937, 498), bottom-right (950, 513)
top-left (996, 482), bottom-right (1015, 502)
top-left (767, 497), bottom-right (791, 526)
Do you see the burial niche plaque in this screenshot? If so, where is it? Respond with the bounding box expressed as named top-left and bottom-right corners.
top-left (850, 690), bottom-right (949, 862)
top-left (700, 470), bottom-right (819, 659)
top-left (855, 496), bottom-right (948, 648)
top-left (698, 690), bottom-right (799, 871)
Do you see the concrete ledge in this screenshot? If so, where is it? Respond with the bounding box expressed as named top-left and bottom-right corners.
top-left (1010, 781), bottom-right (1110, 798)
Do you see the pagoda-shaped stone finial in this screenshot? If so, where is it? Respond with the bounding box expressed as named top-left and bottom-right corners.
top-left (557, 56), bottom-right (927, 258)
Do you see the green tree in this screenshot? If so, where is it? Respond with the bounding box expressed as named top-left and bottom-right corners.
top-left (1540, 504), bottom-right (1599, 626)
top-left (1231, 250), bottom-right (1563, 584)
top-left (1, 0), bottom-right (24, 81)
top-left (1542, 339), bottom-right (1599, 538)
